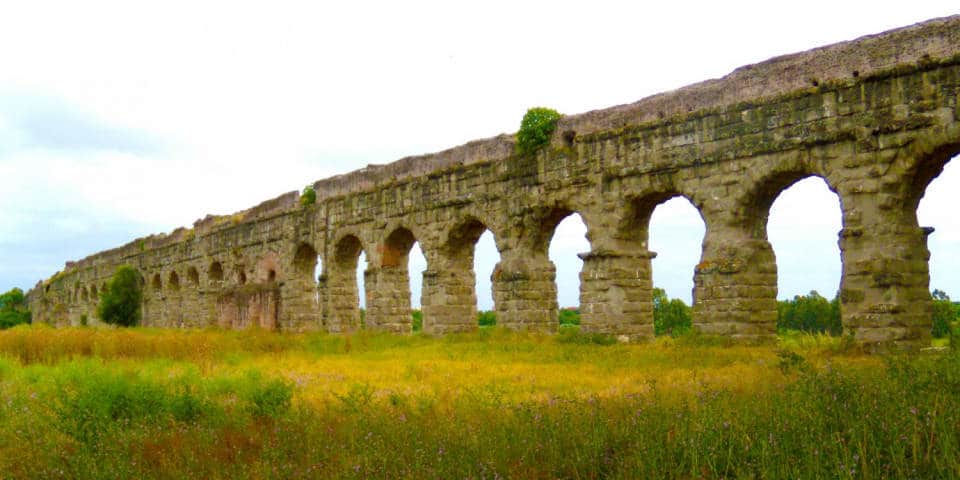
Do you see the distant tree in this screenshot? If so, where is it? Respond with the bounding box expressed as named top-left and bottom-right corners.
top-left (653, 288), bottom-right (692, 337)
top-left (97, 265), bottom-right (143, 327)
top-left (0, 287), bottom-right (31, 329)
top-left (776, 290), bottom-right (841, 335)
top-left (931, 289), bottom-right (954, 339)
top-left (411, 309), bottom-right (423, 332)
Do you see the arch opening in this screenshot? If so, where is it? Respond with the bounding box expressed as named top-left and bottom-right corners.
top-left (766, 175), bottom-right (843, 335)
top-left (187, 267), bottom-right (200, 286)
top-left (332, 234), bottom-right (368, 330)
top-left (152, 274), bottom-right (162, 291)
top-left (209, 262), bottom-right (224, 282)
top-left (90, 284), bottom-right (98, 301)
top-left (380, 227), bottom-right (421, 333)
top-left (168, 271), bottom-right (181, 292)
top-left (441, 218), bottom-right (501, 329)
top-left (917, 153), bottom-right (959, 340)
top-left (648, 196), bottom-right (705, 336)
top-left (546, 210), bottom-right (589, 327)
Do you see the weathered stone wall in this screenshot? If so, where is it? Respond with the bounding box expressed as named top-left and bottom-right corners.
top-left (27, 16), bottom-right (960, 348)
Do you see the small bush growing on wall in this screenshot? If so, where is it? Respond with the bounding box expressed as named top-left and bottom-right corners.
top-left (516, 107), bottom-right (562, 155)
top-left (97, 265), bottom-right (143, 327)
top-left (301, 185), bottom-right (316, 206)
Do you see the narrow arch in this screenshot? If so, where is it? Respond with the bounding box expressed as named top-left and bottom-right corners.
top-left (547, 212), bottom-right (590, 320)
top-left (648, 196), bottom-right (705, 336)
top-left (916, 152), bottom-right (959, 339)
top-left (236, 267), bottom-right (247, 285)
top-left (613, 192), bottom-right (705, 338)
top-left (329, 234), bottom-right (367, 332)
top-left (209, 261), bottom-right (224, 282)
top-left (293, 243), bottom-right (318, 278)
top-left (152, 273), bottom-right (162, 291)
top-left (90, 284), bottom-right (98, 302)
top-left (427, 218), bottom-right (501, 333)
top-left (291, 243), bottom-right (320, 326)
top-left (370, 227), bottom-right (419, 332)
top-left (187, 267), bottom-right (200, 286)
top-left (765, 175), bottom-right (843, 335)
top-left (168, 271), bottom-right (181, 292)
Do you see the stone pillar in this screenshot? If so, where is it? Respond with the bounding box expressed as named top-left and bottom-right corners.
top-left (421, 268), bottom-right (478, 335)
top-left (198, 280), bottom-right (222, 327)
top-left (493, 250), bottom-right (557, 332)
top-left (324, 269), bottom-right (361, 333)
top-left (365, 266), bottom-right (412, 333)
top-left (693, 222), bottom-right (778, 340)
top-left (579, 250), bottom-right (656, 340)
top-left (279, 275), bottom-right (321, 332)
top-left (839, 193), bottom-right (932, 348)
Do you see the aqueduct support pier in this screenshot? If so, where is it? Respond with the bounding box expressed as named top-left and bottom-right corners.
top-left (28, 17), bottom-right (960, 347)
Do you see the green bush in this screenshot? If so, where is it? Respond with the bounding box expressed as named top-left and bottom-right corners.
top-left (516, 107), bottom-right (562, 155)
top-left (97, 265), bottom-right (143, 327)
top-left (477, 310), bottom-right (496, 327)
top-left (558, 307), bottom-right (580, 326)
top-left (300, 185), bottom-right (316, 206)
top-left (244, 375), bottom-right (293, 419)
top-left (777, 290), bottom-right (841, 336)
top-left (653, 288), bottom-right (691, 337)
top-left (0, 288), bottom-right (30, 329)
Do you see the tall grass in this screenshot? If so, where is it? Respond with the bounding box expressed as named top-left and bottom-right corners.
top-left (0, 326), bottom-right (956, 478)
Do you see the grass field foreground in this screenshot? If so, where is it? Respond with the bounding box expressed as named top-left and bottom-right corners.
top-left (0, 325), bottom-right (958, 479)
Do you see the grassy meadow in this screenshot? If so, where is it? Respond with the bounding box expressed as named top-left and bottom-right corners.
top-left (0, 325), bottom-right (958, 479)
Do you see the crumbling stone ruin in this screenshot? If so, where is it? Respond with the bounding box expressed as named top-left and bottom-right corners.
top-left (27, 16), bottom-right (960, 348)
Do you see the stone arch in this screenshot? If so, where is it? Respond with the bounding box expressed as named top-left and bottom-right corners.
top-left (693, 159), bottom-right (842, 339)
top-left (740, 170), bottom-right (841, 240)
top-left (151, 273), bottom-right (162, 291)
top-left (292, 243), bottom-right (318, 279)
top-left (187, 266), bottom-right (200, 286)
top-left (168, 271), bottom-right (181, 292)
top-left (526, 205), bottom-right (596, 259)
top-left (365, 226), bottom-right (419, 333)
top-left (422, 216), bottom-right (502, 334)
top-left (89, 284), bottom-right (98, 302)
top-left (326, 233), bottom-right (367, 332)
top-left (209, 261), bottom-right (224, 282)
top-left (236, 267), bottom-right (247, 285)
top-left (492, 204), bottom-right (597, 332)
top-left (904, 142), bottom-right (960, 219)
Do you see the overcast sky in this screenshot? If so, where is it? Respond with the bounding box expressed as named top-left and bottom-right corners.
top-left (1, 1), bottom-right (957, 310)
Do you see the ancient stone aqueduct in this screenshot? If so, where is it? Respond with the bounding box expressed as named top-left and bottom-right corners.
top-left (27, 16), bottom-right (960, 347)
